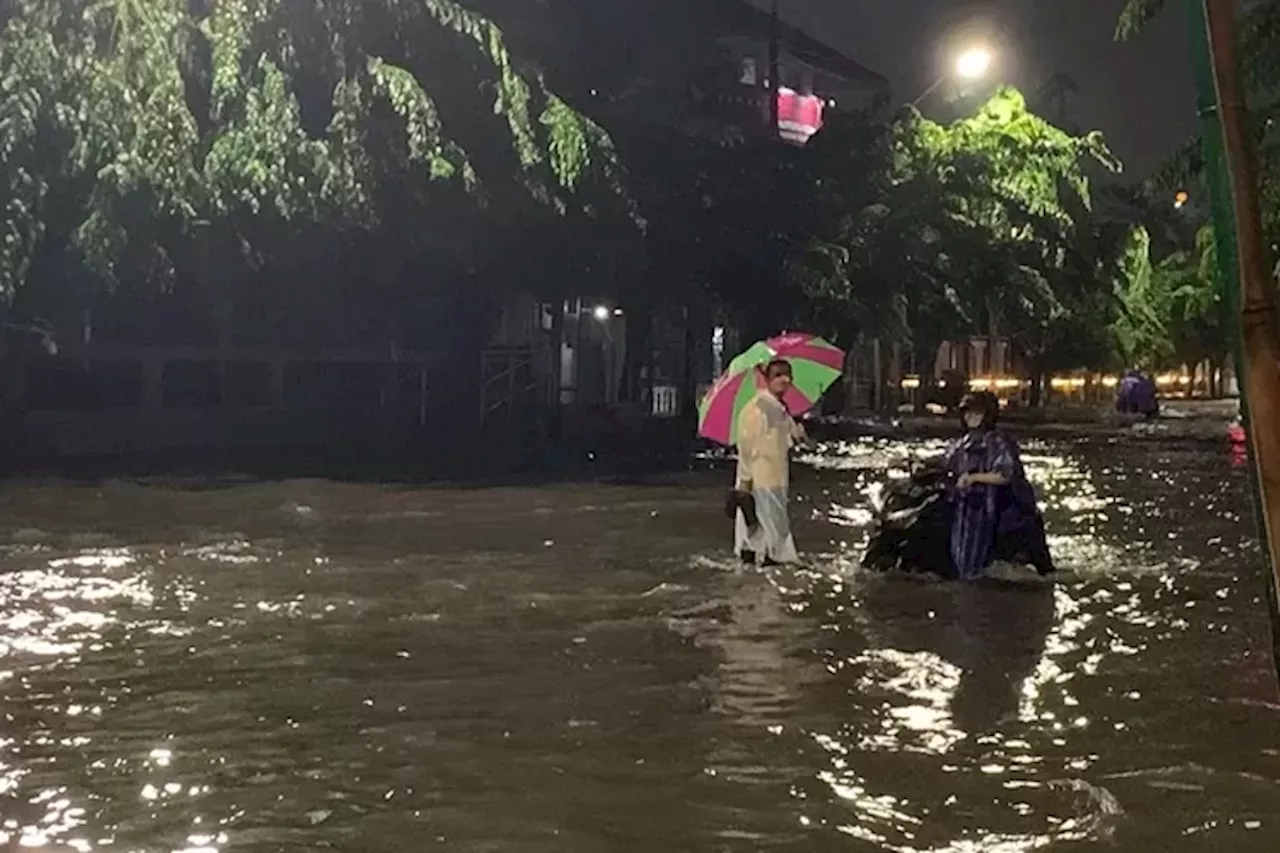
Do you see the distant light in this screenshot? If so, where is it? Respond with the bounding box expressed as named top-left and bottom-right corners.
top-left (592, 305), bottom-right (610, 321)
top-left (613, 307), bottom-right (624, 316)
top-left (1174, 189), bottom-right (1189, 208)
top-left (955, 47), bottom-right (992, 80)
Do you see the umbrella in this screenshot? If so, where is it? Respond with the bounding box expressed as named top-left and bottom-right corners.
top-left (697, 332), bottom-right (845, 446)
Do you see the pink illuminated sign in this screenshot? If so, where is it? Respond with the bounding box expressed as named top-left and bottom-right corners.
top-left (775, 87), bottom-right (824, 144)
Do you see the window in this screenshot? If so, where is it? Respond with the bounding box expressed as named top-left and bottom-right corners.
top-left (740, 56), bottom-right (757, 85)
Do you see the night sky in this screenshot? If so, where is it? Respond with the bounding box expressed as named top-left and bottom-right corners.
top-left (754, 0), bottom-right (1197, 178)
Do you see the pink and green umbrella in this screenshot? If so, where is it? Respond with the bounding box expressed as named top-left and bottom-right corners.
top-left (697, 332), bottom-right (845, 446)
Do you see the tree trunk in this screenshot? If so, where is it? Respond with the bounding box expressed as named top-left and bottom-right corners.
top-left (0, 316), bottom-right (54, 469)
top-left (913, 338), bottom-right (936, 414)
top-left (548, 301), bottom-right (564, 439)
top-left (842, 344), bottom-right (859, 415)
top-left (620, 302), bottom-right (648, 403)
top-left (871, 338), bottom-right (883, 411)
top-left (195, 235), bottom-right (235, 404)
top-left (986, 296), bottom-right (1001, 379)
top-left (681, 299), bottom-right (695, 426)
top-left (886, 341), bottom-right (903, 411)
top-left (0, 323), bottom-right (28, 466)
top-left (1028, 367), bottom-right (1045, 408)
top-left (645, 309), bottom-right (656, 415)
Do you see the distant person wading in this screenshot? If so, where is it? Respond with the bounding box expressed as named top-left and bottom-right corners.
top-left (732, 359), bottom-right (805, 565)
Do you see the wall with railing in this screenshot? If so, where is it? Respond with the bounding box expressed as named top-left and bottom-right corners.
top-left (21, 345), bottom-right (463, 456)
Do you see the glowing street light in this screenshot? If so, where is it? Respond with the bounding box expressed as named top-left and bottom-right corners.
top-left (1174, 189), bottom-right (1189, 209)
top-left (911, 46), bottom-right (995, 107)
top-left (955, 47), bottom-right (992, 80)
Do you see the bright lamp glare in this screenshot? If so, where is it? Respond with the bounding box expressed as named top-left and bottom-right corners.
top-left (955, 48), bottom-right (992, 80)
top-left (592, 305), bottom-right (610, 321)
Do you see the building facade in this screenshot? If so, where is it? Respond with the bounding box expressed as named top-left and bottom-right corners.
top-left (694, 0), bottom-right (888, 145)
top-left (13, 2), bottom-right (888, 463)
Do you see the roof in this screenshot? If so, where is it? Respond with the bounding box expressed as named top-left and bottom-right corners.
top-left (714, 0), bottom-right (888, 89)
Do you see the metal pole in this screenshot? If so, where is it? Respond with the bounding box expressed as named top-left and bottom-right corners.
top-left (1189, 0), bottom-right (1280, 677)
top-left (909, 75), bottom-right (946, 108)
top-left (768, 0), bottom-right (780, 133)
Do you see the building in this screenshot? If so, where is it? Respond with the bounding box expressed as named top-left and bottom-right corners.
top-left (8, 2), bottom-right (886, 463)
top-left (493, 1), bottom-right (888, 433)
top-left (703, 0), bottom-right (888, 144)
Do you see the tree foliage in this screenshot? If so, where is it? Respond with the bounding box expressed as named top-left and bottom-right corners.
top-left (1114, 223), bottom-right (1225, 369)
top-left (1118, 0), bottom-right (1280, 246)
top-left (787, 87), bottom-right (1126, 378)
top-left (1112, 0), bottom-right (1269, 377)
top-left (0, 0), bottom-right (1235, 393)
top-left (1116, 0), bottom-right (1168, 41)
top-left (0, 0), bottom-right (621, 319)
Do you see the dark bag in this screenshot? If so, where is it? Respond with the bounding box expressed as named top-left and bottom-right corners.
top-left (724, 488), bottom-right (759, 528)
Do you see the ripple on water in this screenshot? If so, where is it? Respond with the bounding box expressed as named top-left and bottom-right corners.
top-left (0, 435), bottom-right (1274, 851)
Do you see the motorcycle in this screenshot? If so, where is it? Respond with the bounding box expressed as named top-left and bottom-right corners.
top-left (862, 461), bottom-right (1055, 579)
top-left (862, 462), bottom-right (958, 580)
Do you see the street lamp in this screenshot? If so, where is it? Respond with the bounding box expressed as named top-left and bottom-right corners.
top-left (911, 46), bottom-right (994, 107)
top-left (955, 47), bottom-right (992, 80)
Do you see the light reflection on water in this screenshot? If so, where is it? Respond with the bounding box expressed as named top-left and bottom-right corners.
top-left (727, 436), bottom-right (1274, 851)
top-left (0, 435), bottom-right (1274, 851)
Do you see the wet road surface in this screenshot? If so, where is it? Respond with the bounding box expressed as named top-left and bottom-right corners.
top-left (0, 435), bottom-right (1276, 851)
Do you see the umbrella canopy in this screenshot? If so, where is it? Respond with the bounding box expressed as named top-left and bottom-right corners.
top-left (697, 332), bottom-right (844, 446)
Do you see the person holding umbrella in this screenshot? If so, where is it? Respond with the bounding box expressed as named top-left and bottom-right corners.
top-left (699, 332), bottom-right (845, 565)
top-left (731, 359), bottom-right (805, 564)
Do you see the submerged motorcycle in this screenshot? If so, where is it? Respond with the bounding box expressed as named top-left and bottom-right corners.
top-left (862, 463), bottom-right (957, 578)
top-left (862, 461), bottom-right (1055, 580)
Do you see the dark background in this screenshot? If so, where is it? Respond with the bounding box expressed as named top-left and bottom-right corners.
top-left (751, 0), bottom-right (1196, 176)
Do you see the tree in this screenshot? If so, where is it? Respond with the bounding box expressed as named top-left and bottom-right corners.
top-left (788, 87), bottom-right (1125, 406)
top-left (1114, 223), bottom-right (1228, 386)
top-left (0, 0), bottom-right (622, 341)
top-left (1116, 0), bottom-right (1169, 40)
top-left (1167, 227), bottom-right (1229, 384)
top-left (0, 0), bottom-right (632, 446)
top-left (1118, 0), bottom-right (1280, 248)
top-left (1113, 226), bottom-right (1175, 369)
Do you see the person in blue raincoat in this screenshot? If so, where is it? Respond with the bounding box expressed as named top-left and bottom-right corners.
top-left (1116, 369), bottom-right (1159, 417)
top-left (945, 392), bottom-right (1055, 580)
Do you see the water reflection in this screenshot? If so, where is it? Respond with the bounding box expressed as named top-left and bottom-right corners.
top-left (0, 435), bottom-right (1273, 851)
top-left (717, 435), bottom-right (1272, 850)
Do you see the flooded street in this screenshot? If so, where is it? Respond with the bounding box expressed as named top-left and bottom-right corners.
top-left (0, 434), bottom-right (1277, 852)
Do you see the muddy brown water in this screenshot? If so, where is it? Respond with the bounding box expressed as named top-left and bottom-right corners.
top-left (0, 434), bottom-right (1276, 852)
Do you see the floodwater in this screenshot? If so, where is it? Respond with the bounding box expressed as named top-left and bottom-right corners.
top-left (0, 434), bottom-right (1277, 852)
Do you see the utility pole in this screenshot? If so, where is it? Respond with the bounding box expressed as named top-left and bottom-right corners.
top-left (1190, 0), bottom-right (1280, 678)
top-left (768, 0), bottom-right (780, 134)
